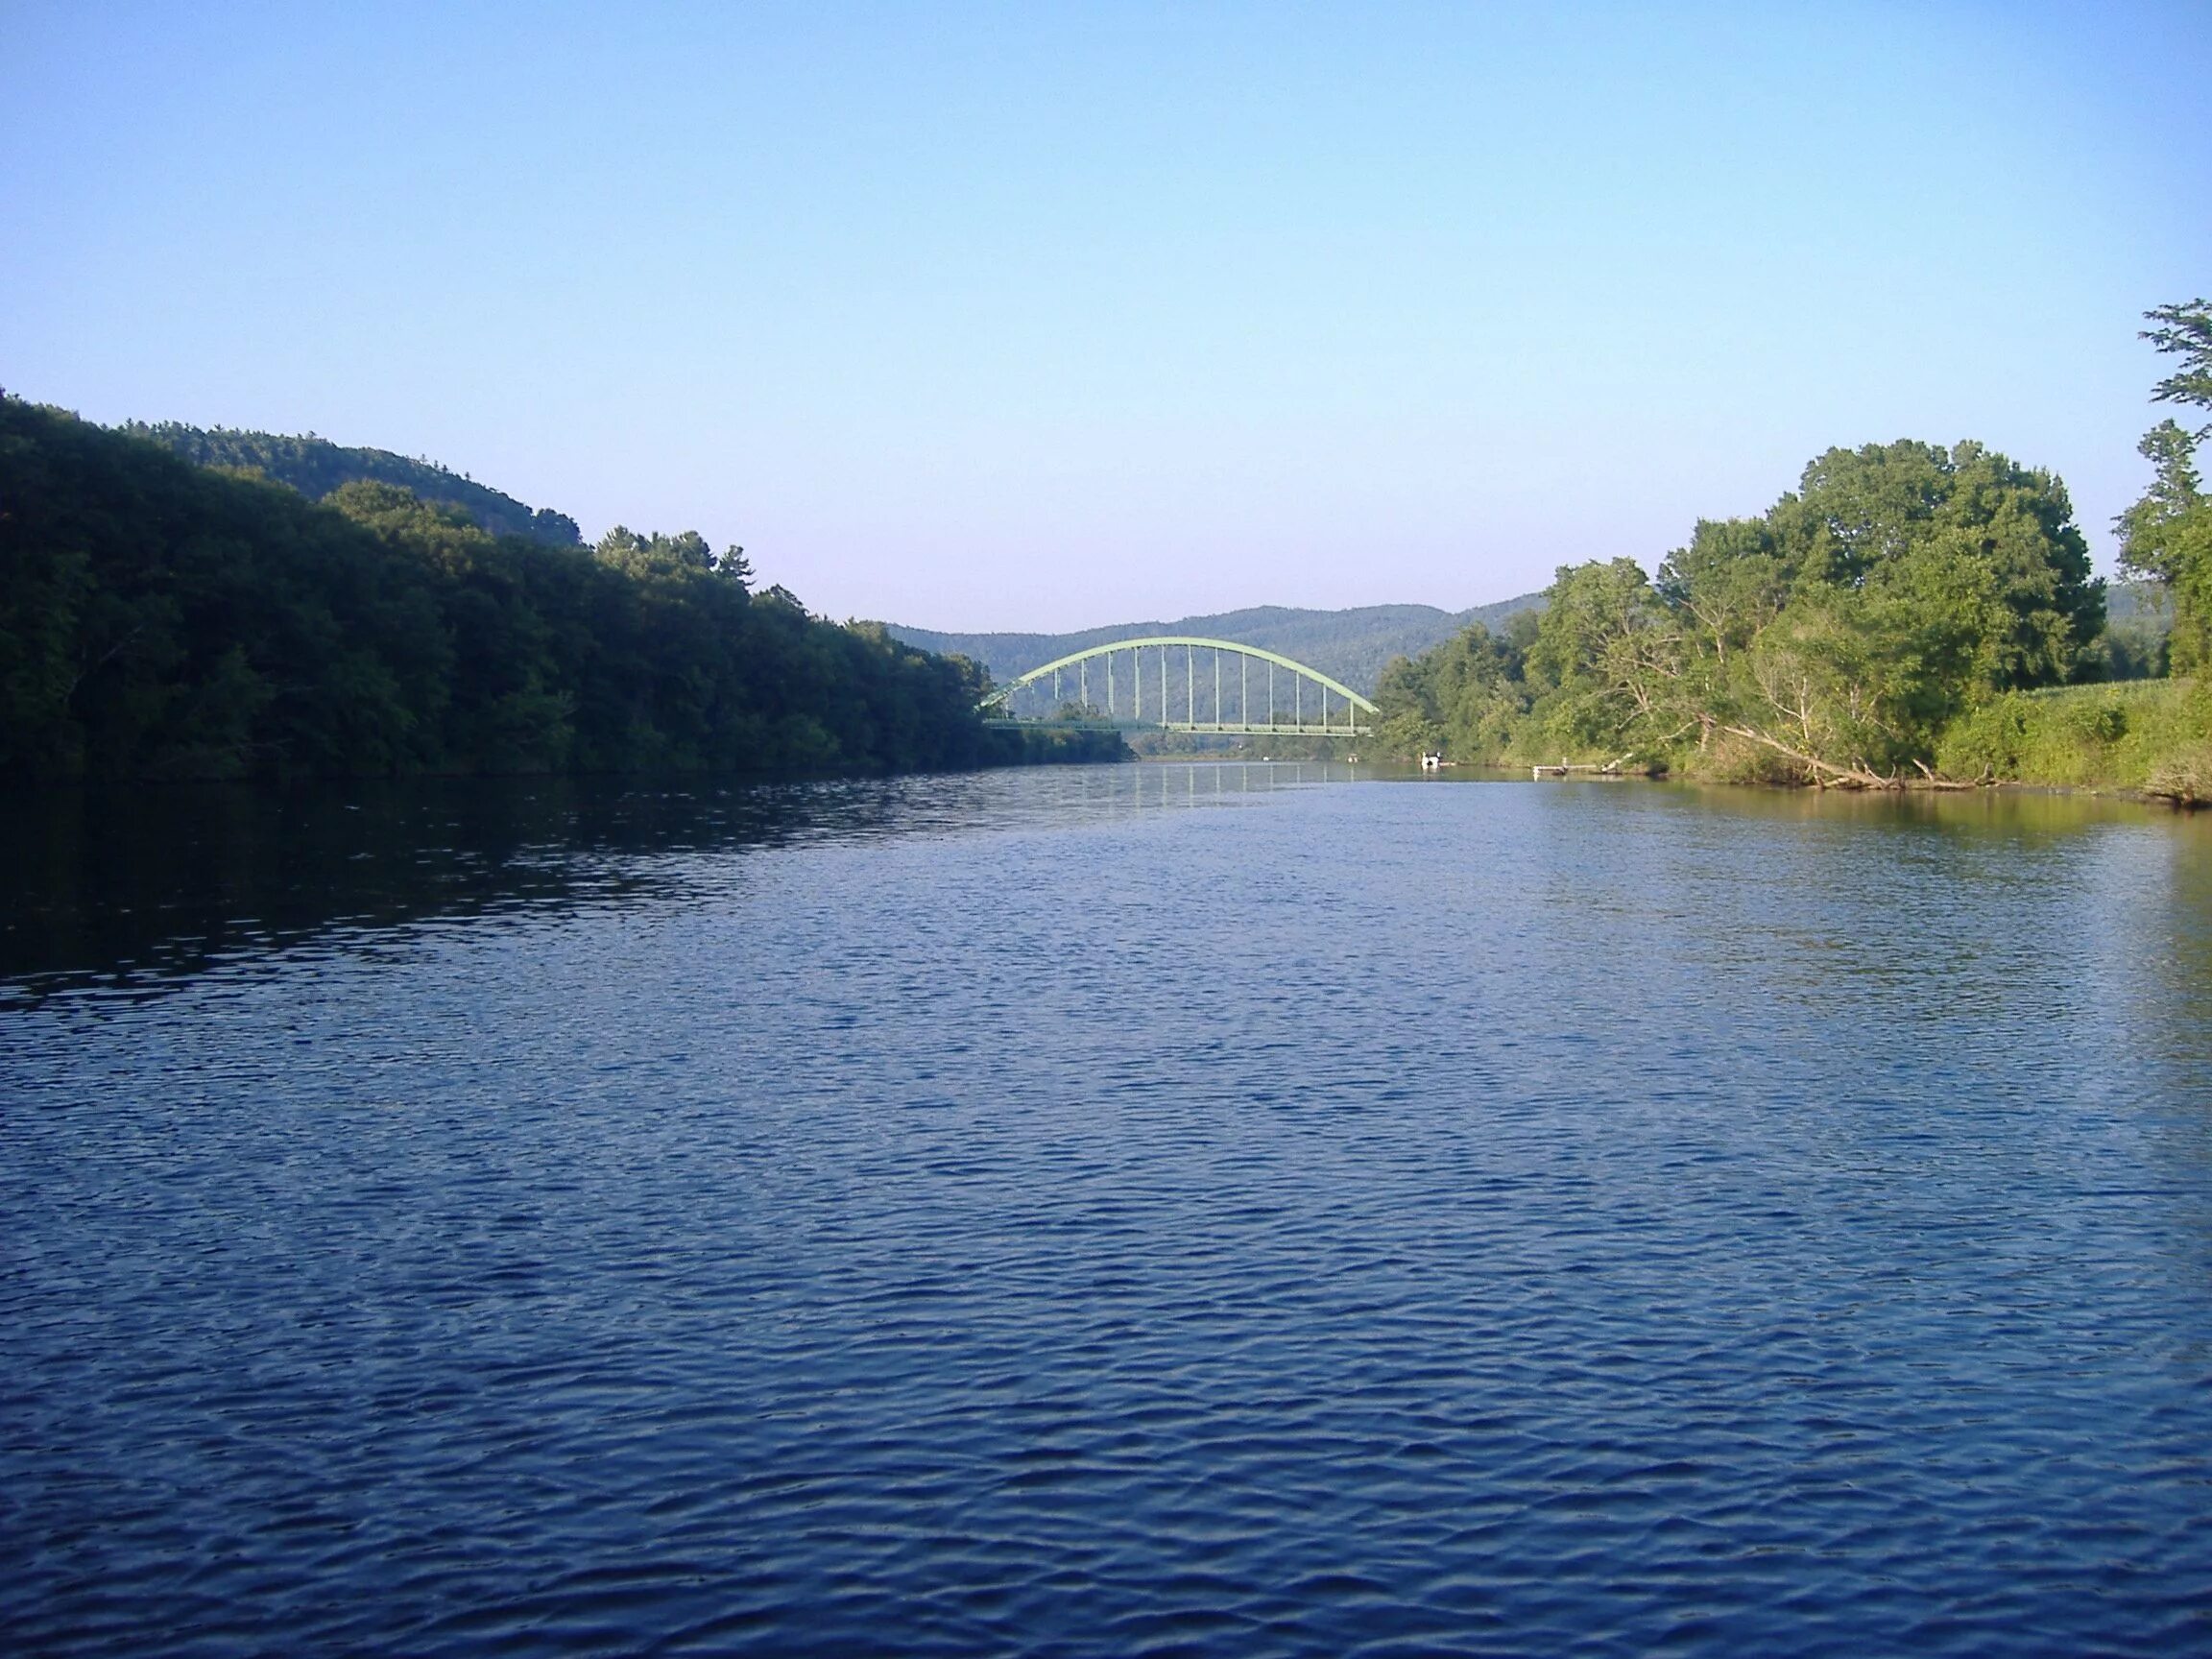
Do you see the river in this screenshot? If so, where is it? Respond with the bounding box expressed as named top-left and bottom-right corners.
top-left (5, 766), bottom-right (2209, 1656)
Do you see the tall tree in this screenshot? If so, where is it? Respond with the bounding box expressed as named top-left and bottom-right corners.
top-left (2119, 300), bottom-right (2212, 674)
top-left (1693, 441), bottom-right (2099, 776)
top-left (1375, 438), bottom-right (2104, 781)
top-left (2142, 298), bottom-right (2212, 429)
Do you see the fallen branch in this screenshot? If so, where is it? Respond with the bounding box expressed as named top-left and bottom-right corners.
top-left (1719, 724), bottom-right (1898, 789)
top-left (1717, 724), bottom-right (1982, 790)
top-left (1911, 757), bottom-right (1976, 791)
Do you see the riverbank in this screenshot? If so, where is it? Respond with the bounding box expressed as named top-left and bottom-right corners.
top-left (2, 399), bottom-right (1046, 784)
top-left (1934, 677), bottom-right (2211, 804)
top-left (1409, 678), bottom-right (2209, 806)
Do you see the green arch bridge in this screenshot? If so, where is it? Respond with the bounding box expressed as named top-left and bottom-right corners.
top-left (979, 637), bottom-right (1377, 737)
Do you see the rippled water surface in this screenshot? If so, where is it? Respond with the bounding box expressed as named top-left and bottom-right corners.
top-left (6, 766), bottom-right (2211, 1656)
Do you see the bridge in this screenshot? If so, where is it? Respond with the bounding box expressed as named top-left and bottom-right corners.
top-left (979, 637), bottom-right (1377, 736)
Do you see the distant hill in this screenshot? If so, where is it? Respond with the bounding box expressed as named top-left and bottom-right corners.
top-left (2105, 579), bottom-right (2167, 628)
top-left (887, 594), bottom-right (1544, 697)
top-left (123, 422), bottom-right (583, 546)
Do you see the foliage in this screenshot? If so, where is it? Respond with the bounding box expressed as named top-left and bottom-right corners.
top-left (1370, 613), bottom-right (1537, 761)
top-left (1373, 439), bottom-right (2104, 781)
top-left (1007, 726), bottom-right (1132, 763)
top-left (2117, 298), bottom-right (2212, 673)
top-left (1933, 676), bottom-right (2205, 799)
top-left (1932, 679), bottom-right (2206, 788)
top-left (2144, 744), bottom-right (2212, 806)
top-left (2142, 298), bottom-right (2212, 427)
top-left (0, 399), bottom-right (1023, 782)
top-left (125, 421), bottom-right (586, 546)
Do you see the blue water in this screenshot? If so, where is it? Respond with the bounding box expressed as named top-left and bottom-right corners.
top-left (5, 767), bottom-right (2210, 1655)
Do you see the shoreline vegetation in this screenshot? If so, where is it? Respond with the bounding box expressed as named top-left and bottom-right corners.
top-left (0, 397), bottom-right (1125, 784)
top-left (1366, 300), bottom-right (2212, 809)
top-left (5, 299), bottom-right (2204, 804)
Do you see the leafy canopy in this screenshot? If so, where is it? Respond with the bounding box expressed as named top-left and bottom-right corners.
top-left (0, 399), bottom-right (1015, 781)
top-left (1374, 438), bottom-right (2102, 781)
top-left (2119, 299), bottom-right (2212, 674)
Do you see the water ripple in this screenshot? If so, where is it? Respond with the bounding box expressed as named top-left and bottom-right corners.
top-left (3, 772), bottom-right (2209, 1655)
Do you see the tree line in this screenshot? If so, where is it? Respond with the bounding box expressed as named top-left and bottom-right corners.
top-left (1375, 301), bottom-right (2212, 787)
top-left (124, 421), bottom-right (587, 547)
top-left (1, 399), bottom-right (1111, 782)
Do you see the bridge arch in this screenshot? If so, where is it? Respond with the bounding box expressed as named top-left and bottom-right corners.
top-left (979, 636), bottom-right (1378, 736)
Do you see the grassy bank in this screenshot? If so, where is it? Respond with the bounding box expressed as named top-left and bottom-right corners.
top-left (1935, 677), bottom-right (2211, 801)
top-left (1464, 677), bottom-right (2212, 802)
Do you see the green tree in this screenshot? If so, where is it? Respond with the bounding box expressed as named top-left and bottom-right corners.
top-left (1371, 620), bottom-right (1533, 760)
top-left (1523, 558), bottom-right (1681, 756)
top-left (2119, 300), bottom-right (2212, 674)
top-left (1658, 440), bottom-right (2100, 778)
top-left (2143, 298), bottom-right (2212, 427)
top-left (0, 397), bottom-right (1020, 783)
top-left (125, 421), bottom-right (585, 545)
top-left (1377, 437), bottom-right (2106, 783)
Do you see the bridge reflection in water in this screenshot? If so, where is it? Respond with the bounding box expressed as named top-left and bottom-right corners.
top-left (978, 636), bottom-right (1377, 736)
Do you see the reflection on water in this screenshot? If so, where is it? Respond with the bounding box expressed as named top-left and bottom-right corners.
top-left (3, 768), bottom-right (2209, 1656)
top-left (0, 764), bottom-right (1356, 1002)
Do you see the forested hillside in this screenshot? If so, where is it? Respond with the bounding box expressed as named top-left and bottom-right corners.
top-left (1, 400), bottom-right (1070, 781)
top-left (890, 593), bottom-right (1543, 698)
top-left (125, 422), bottom-right (585, 546)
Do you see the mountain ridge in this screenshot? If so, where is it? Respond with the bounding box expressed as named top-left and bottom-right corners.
top-left (123, 422), bottom-right (584, 547)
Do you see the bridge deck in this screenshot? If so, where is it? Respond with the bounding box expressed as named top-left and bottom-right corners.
top-left (985, 719), bottom-right (1368, 736)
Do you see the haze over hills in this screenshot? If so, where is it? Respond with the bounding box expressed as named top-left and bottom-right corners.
top-left (887, 596), bottom-right (1545, 698)
top-left (125, 423), bottom-right (585, 547)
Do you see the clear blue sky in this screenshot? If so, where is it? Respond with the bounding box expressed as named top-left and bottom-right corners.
top-left (4, 3), bottom-right (2206, 630)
